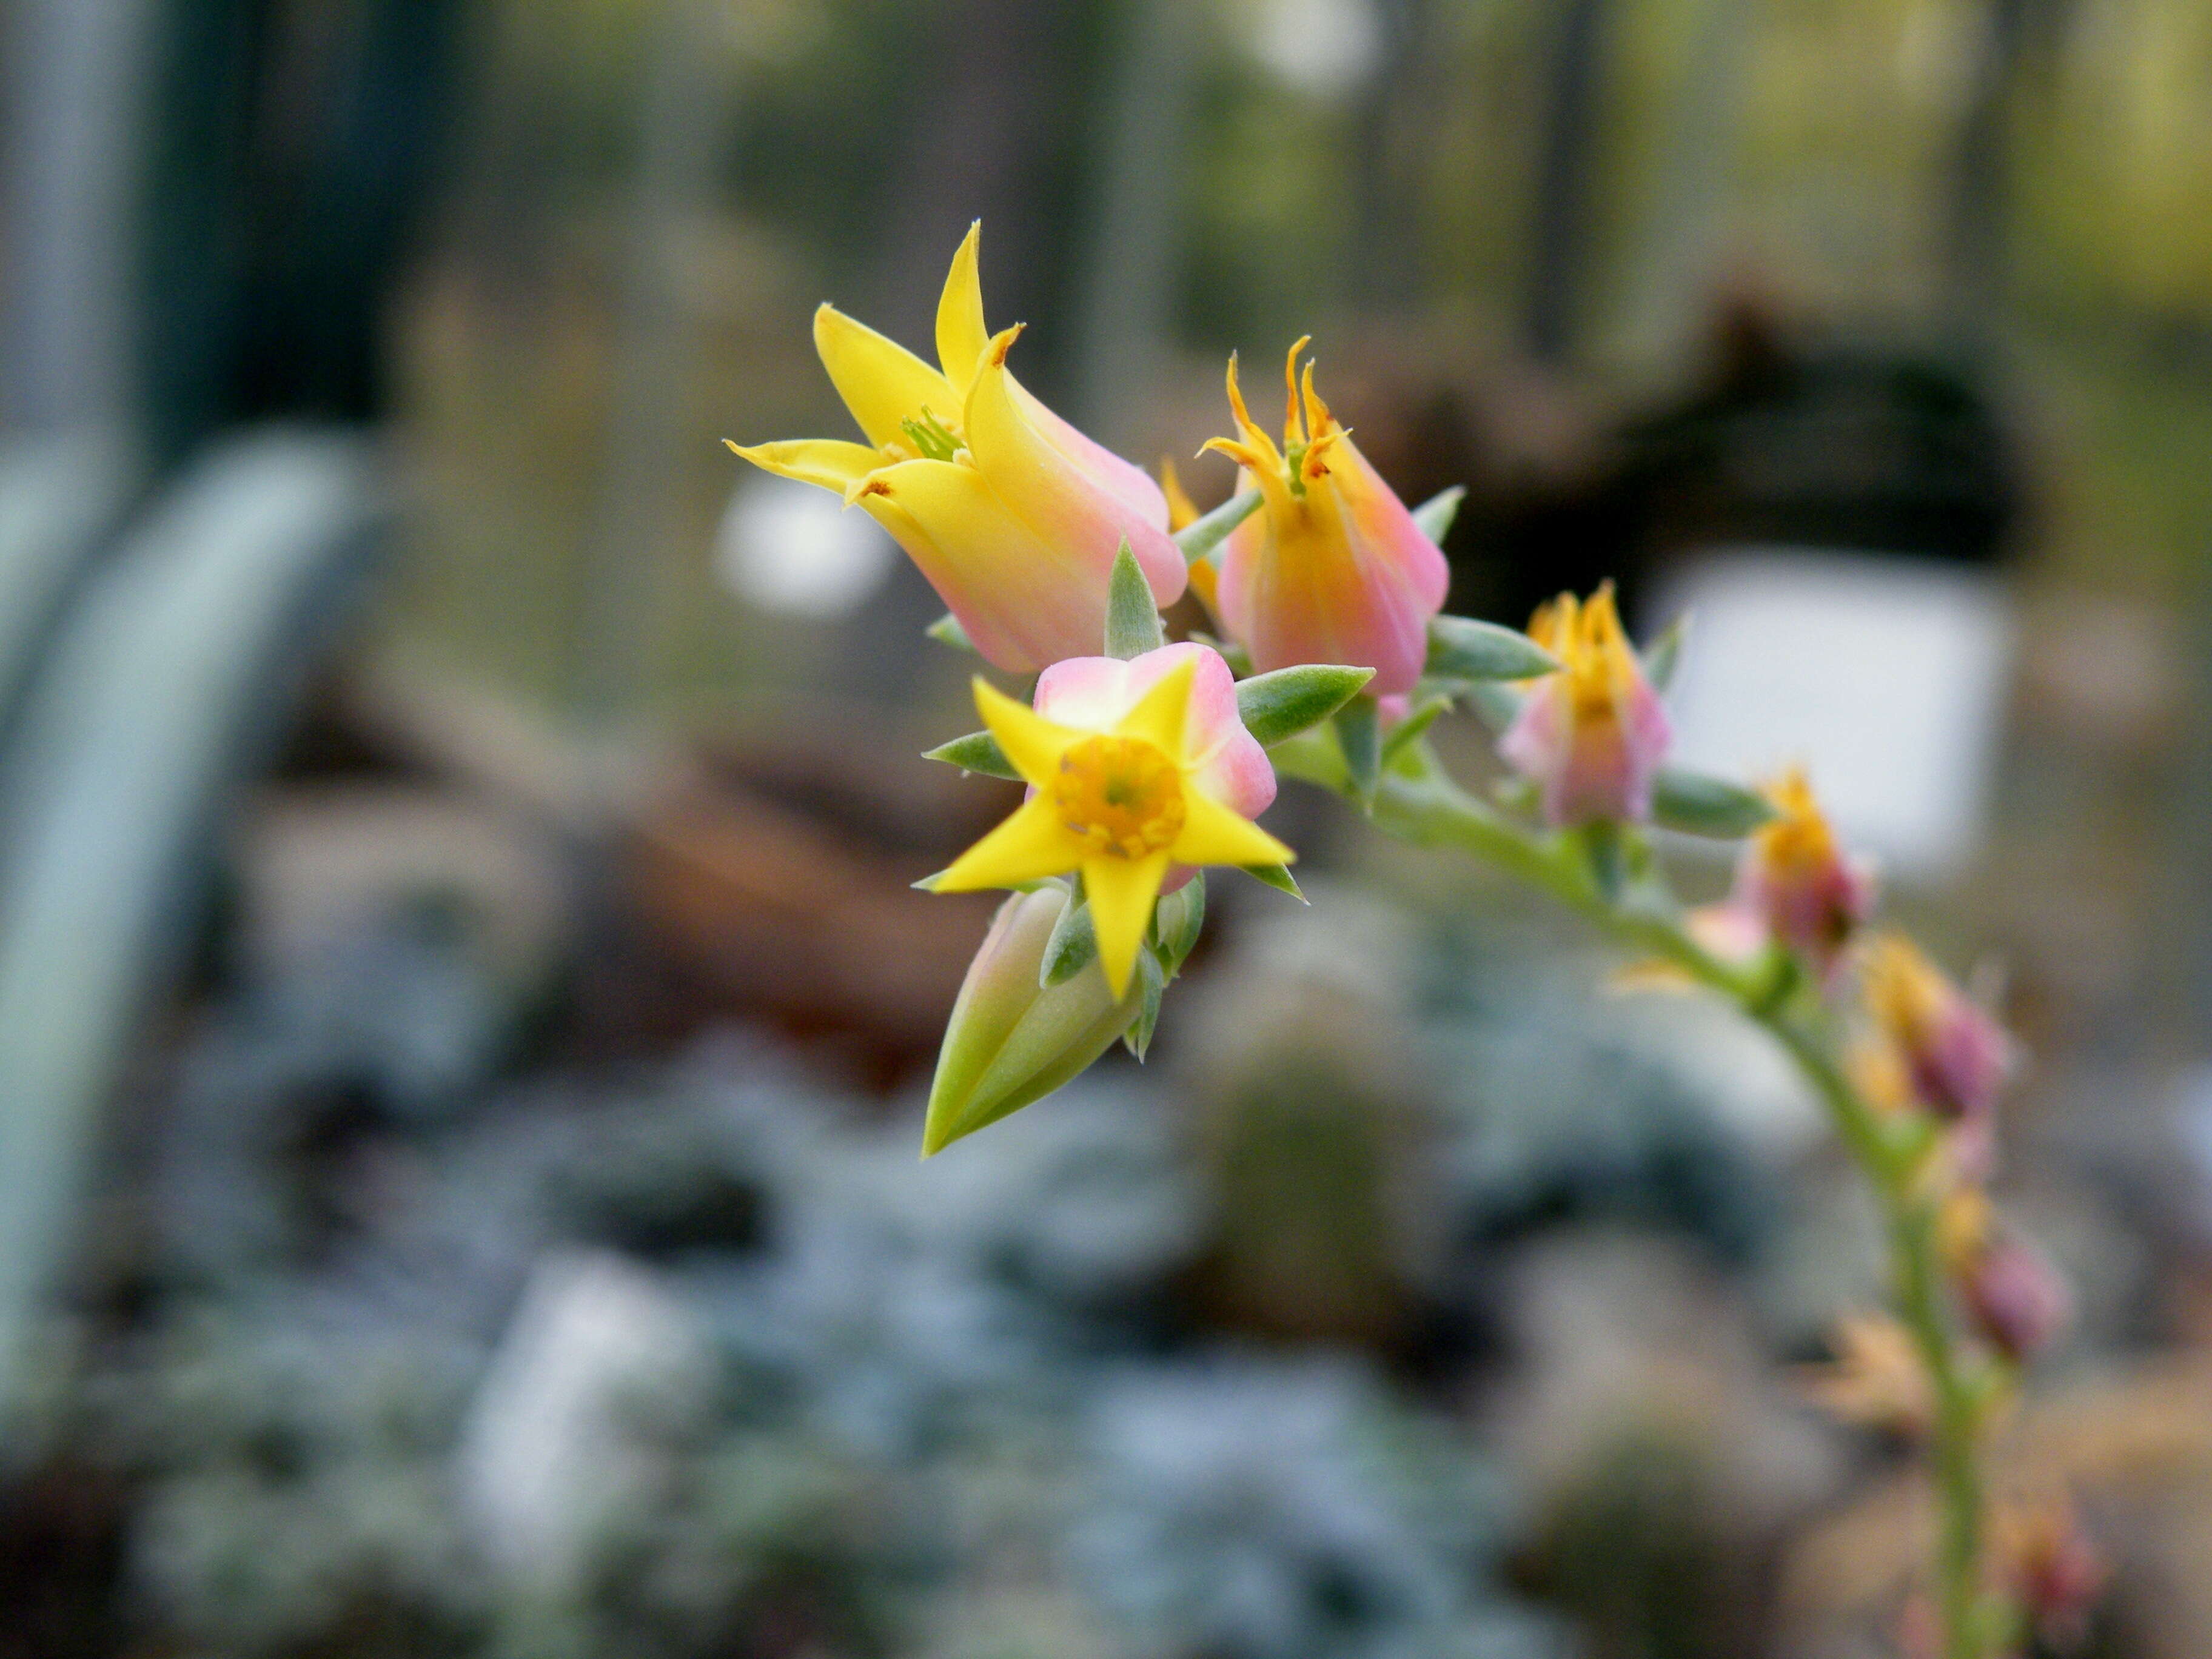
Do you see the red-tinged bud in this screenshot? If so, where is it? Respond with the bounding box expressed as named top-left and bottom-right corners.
top-left (1963, 1231), bottom-right (2073, 1363)
top-left (1735, 768), bottom-right (1875, 981)
top-left (2000, 1499), bottom-right (2106, 1648)
top-left (1943, 1193), bottom-right (2071, 1362)
top-left (1862, 934), bottom-right (2014, 1122)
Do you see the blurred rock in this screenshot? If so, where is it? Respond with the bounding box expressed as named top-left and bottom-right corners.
top-left (455, 1249), bottom-right (712, 1588)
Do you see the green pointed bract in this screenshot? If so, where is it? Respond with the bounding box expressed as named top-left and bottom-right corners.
top-left (1410, 484), bottom-right (1465, 544)
top-left (1241, 862), bottom-right (1305, 901)
top-left (1172, 487), bottom-right (1262, 564)
top-left (1123, 945), bottom-right (1167, 1061)
top-left (1641, 612), bottom-right (1690, 694)
top-left (1153, 873), bottom-right (1206, 976)
top-left (1425, 614), bottom-right (1558, 683)
top-left (1649, 766), bottom-right (1775, 838)
top-left (1234, 663), bottom-right (1374, 748)
top-left (1104, 538), bottom-right (1165, 660)
top-left (926, 612), bottom-right (976, 653)
top-left (924, 886), bottom-right (1141, 1157)
top-left (1335, 695), bottom-right (1381, 806)
top-left (1040, 885), bottom-right (1098, 987)
top-left (922, 729), bottom-right (1019, 780)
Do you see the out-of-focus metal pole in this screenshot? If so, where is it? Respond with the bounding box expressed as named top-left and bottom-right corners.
top-left (1070, 0), bottom-right (1198, 447)
top-left (0, 0), bottom-right (159, 435)
top-left (568, 0), bottom-right (733, 722)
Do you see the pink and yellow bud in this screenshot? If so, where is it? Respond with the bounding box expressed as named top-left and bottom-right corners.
top-left (930, 645), bottom-right (1291, 1000)
top-left (1962, 1230), bottom-right (2073, 1363)
top-left (726, 224), bottom-right (1185, 673)
top-left (1941, 1189), bottom-right (2071, 1362)
top-left (1735, 768), bottom-right (1876, 979)
top-left (1201, 343), bottom-right (1449, 697)
top-left (1497, 583), bottom-right (1672, 826)
top-left (1862, 934), bottom-right (2013, 1124)
top-left (923, 885), bottom-right (1144, 1156)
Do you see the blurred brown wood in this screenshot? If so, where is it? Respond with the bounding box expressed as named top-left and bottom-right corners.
top-left (621, 731), bottom-right (1019, 1089)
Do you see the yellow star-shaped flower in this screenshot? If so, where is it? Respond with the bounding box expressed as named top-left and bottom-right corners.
top-left (933, 660), bottom-right (1294, 998)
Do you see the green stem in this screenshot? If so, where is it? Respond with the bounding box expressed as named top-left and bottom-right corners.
top-left (1368, 760), bottom-right (1989, 1658)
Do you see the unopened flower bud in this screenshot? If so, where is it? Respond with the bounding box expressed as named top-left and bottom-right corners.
top-left (1961, 1229), bottom-right (2072, 1363)
top-left (1999, 1498), bottom-right (2106, 1647)
top-left (923, 885), bottom-right (1141, 1156)
top-left (1737, 768), bottom-right (1875, 980)
top-left (1497, 583), bottom-right (1672, 826)
top-left (1862, 934), bottom-right (2013, 1122)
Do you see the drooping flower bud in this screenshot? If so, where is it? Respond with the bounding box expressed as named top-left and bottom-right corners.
top-left (1999, 1498), bottom-right (2106, 1647)
top-left (1735, 767), bottom-right (1876, 980)
top-left (1962, 1230), bottom-right (2073, 1364)
top-left (1940, 1188), bottom-right (2071, 1362)
top-left (1200, 343), bottom-right (1449, 697)
top-left (923, 885), bottom-right (1142, 1156)
top-left (1862, 934), bottom-right (2014, 1123)
top-left (727, 223), bottom-right (1186, 673)
top-left (1496, 583), bottom-right (1672, 826)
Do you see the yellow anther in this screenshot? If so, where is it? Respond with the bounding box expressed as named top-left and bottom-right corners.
top-left (1050, 736), bottom-right (1185, 860)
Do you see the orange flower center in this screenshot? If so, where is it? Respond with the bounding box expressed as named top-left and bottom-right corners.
top-left (1051, 736), bottom-right (1185, 860)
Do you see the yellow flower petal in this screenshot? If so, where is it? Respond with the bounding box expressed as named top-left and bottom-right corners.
top-left (814, 303), bottom-right (957, 451)
top-left (1081, 850), bottom-right (1173, 999)
top-left (1281, 335), bottom-right (1311, 445)
top-left (1159, 458), bottom-right (1201, 532)
top-left (936, 221), bottom-right (991, 398)
top-left (851, 459), bottom-right (1096, 672)
top-left (723, 438), bottom-right (883, 494)
top-left (1117, 657), bottom-right (1196, 758)
top-left (934, 796), bottom-right (1085, 893)
top-left (973, 676), bottom-right (1084, 786)
top-left (1170, 790), bottom-right (1295, 870)
top-left (1222, 352), bottom-right (1281, 468)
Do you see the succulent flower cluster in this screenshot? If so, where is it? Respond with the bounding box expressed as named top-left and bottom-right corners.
top-left (729, 224), bottom-right (2091, 1658)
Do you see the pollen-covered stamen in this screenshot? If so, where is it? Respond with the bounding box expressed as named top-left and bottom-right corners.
top-left (1050, 735), bottom-right (1185, 859)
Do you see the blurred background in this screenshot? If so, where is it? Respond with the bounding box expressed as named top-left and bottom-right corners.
top-left (2, 0), bottom-right (2211, 1654)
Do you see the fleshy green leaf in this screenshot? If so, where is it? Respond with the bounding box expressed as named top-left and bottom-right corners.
top-left (1172, 488), bottom-right (1262, 563)
top-left (1104, 538), bottom-right (1164, 660)
top-left (1335, 696), bottom-right (1381, 806)
top-left (1380, 694), bottom-right (1452, 764)
top-left (1463, 681), bottom-right (1523, 734)
top-left (922, 729), bottom-right (1019, 780)
top-left (1041, 887), bottom-right (1098, 987)
top-left (1642, 612), bottom-right (1690, 694)
top-left (1411, 484), bottom-right (1465, 544)
top-left (1235, 663), bottom-right (1375, 748)
top-left (926, 612), bottom-right (975, 653)
top-left (1240, 863), bottom-right (1305, 900)
top-left (1426, 614), bottom-right (1558, 682)
top-left (1649, 766), bottom-right (1775, 838)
